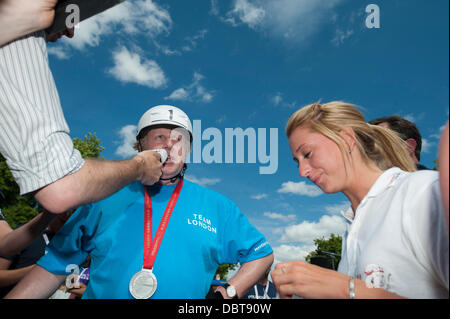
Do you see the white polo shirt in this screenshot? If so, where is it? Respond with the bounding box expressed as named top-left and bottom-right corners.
top-left (338, 167), bottom-right (449, 299)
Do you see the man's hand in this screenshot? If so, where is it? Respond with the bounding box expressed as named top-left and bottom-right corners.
top-left (3, 0), bottom-right (58, 30)
top-left (134, 150), bottom-right (163, 186)
top-left (46, 27), bottom-right (75, 43)
top-left (67, 282), bottom-right (87, 298)
top-left (214, 285), bottom-right (230, 299)
top-left (0, 0), bottom-right (58, 46)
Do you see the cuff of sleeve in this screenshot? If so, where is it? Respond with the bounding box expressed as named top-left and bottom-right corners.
top-left (8, 132), bottom-right (84, 195)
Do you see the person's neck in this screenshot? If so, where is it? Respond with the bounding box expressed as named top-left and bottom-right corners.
top-left (159, 177), bottom-right (180, 186)
top-left (343, 162), bottom-right (383, 213)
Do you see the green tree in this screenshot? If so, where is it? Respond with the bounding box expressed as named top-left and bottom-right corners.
top-left (0, 133), bottom-right (104, 228)
top-left (73, 133), bottom-right (104, 159)
top-left (0, 154), bottom-right (38, 229)
top-left (305, 233), bottom-right (342, 269)
top-left (215, 263), bottom-right (238, 280)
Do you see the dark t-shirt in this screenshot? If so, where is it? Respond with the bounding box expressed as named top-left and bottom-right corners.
top-left (0, 229), bottom-right (54, 297)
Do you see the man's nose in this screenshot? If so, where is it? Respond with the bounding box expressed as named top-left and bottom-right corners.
top-left (165, 137), bottom-right (178, 149)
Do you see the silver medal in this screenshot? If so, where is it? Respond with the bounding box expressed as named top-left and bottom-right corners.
top-left (129, 268), bottom-right (157, 299)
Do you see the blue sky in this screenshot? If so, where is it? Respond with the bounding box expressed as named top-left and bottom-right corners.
top-left (47, 0), bottom-right (449, 265)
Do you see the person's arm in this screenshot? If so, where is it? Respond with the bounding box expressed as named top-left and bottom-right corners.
top-left (0, 220), bottom-right (12, 244)
top-left (0, 212), bottom-right (56, 256)
top-left (0, 265), bottom-right (35, 287)
top-left (34, 151), bottom-right (162, 214)
top-left (0, 0), bottom-right (58, 47)
top-left (4, 265), bottom-right (65, 299)
top-left (438, 122), bottom-right (449, 228)
top-left (271, 261), bottom-right (405, 299)
top-left (216, 254), bottom-right (274, 299)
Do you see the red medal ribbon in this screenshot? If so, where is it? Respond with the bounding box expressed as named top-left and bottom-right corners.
top-left (143, 179), bottom-right (183, 270)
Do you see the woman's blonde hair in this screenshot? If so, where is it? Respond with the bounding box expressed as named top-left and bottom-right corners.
top-left (286, 101), bottom-right (417, 172)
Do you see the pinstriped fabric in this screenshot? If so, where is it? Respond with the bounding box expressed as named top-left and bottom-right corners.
top-left (0, 32), bottom-right (84, 195)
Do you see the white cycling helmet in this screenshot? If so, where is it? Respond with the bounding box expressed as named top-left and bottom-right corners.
top-left (136, 105), bottom-right (193, 141)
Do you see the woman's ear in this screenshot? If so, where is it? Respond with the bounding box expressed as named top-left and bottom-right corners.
top-left (339, 127), bottom-right (357, 153)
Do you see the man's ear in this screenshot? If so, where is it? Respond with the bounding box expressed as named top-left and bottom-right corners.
top-left (404, 138), bottom-right (417, 156)
top-left (134, 139), bottom-right (143, 152)
top-left (339, 127), bottom-right (357, 152)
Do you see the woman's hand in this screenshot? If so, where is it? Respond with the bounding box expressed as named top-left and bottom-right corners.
top-left (271, 261), bottom-right (349, 299)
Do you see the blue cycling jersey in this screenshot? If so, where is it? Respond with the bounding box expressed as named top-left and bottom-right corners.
top-left (38, 179), bottom-right (273, 299)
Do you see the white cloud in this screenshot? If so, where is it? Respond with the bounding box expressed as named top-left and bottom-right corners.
top-left (165, 72), bottom-right (215, 103)
top-left (403, 113), bottom-right (417, 123)
top-left (154, 29), bottom-right (208, 56)
top-left (421, 138), bottom-right (434, 153)
top-left (324, 201), bottom-right (351, 215)
top-left (269, 92), bottom-right (298, 108)
top-left (280, 214), bottom-right (347, 243)
top-left (224, 0), bottom-right (266, 30)
top-left (47, 45), bottom-right (70, 60)
top-left (273, 244), bottom-right (315, 263)
top-left (165, 88), bottom-right (189, 101)
top-left (431, 124), bottom-right (447, 139)
top-left (271, 92), bottom-right (283, 106)
top-left (331, 29), bottom-right (354, 46)
top-left (277, 181), bottom-right (323, 197)
top-left (108, 46), bottom-right (167, 88)
top-left (186, 175), bottom-right (221, 187)
top-left (182, 29), bottom-right (208, 52)
top-left (210, 0), bottom-right (220, 16)
top-left (251, 193), bottom-right (268, 200)
top-left (61, 0), bottom-right (172, 50)
top-left (216, 115), bottom-right (227, 124)
top-left (263, 212), bottom-right (297, 223)
top-left (115, 125), bottom-right (138, 158)
top-left (223, 0), bottom-right (345, 44)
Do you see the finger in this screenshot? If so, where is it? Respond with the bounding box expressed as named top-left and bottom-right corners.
top-left (65, 27), bottom-right (75, 38)
top-left (274, 262), bottom-right (288, 272)
top-left (272, 273), bottom-right (296, 288)
top-left (271, 267), bottom-right (287, 283)
top-left (278, 283), bottom-right (301, 299)
top-left (153, 152), bottom-right (162, 161)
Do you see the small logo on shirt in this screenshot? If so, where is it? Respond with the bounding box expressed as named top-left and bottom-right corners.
top-left (364, 264), bottom-right (391, 289)
top-left (254, 242), bottom-right (269, 252)
top-left (187, 213), bottom-right (217, 234)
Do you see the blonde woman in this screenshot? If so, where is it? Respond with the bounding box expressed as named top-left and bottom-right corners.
top-left (271, 101), bottom-right (448, 299)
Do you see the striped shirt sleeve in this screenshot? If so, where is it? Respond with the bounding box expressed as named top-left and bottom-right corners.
top-left (0, 32), bottom-right (84, 195)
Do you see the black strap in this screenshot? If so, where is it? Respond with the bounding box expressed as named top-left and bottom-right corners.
top-left (159, 164), bottom-right (187, 183)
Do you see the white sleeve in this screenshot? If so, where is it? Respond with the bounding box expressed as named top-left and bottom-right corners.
top-left (405, 174), bottom-right (449, 291)
top-left (0, 32), bottom-right (84, 195)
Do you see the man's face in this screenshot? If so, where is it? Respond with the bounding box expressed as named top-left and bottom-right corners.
top-left (378, 122), bottom-right (391, 129)
top-left (141, 126), bottom-right (190, 180)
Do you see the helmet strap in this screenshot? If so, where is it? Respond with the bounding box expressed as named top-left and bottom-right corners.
top-left (159, 164), bottom-right (187, 184)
